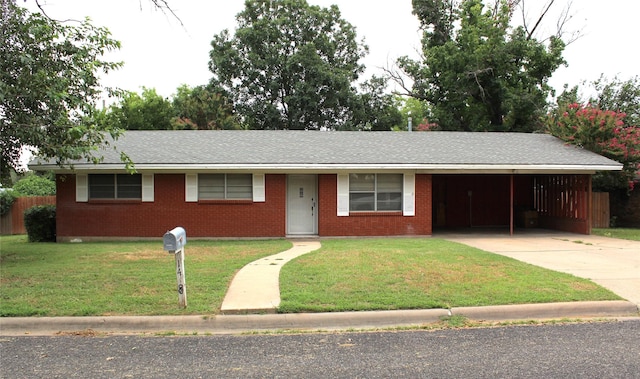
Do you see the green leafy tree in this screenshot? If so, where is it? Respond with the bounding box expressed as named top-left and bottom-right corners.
top-left (343, 76), bottom-right (402, 131)
top-left (553, 84), bottom-right (580, 108)
top-left (107, 87), bottom-right (174, 130)
top-left (171, 85), bottom-right (240, 130)
top-left (588, 75), bottom-right (640, 128)
top-left (208, 0), bottom-right (368, 130)
top-left (0, 0), bottom-right (124, 182)
top-left (546, 103), bottom-right (640, 192)
top-left (556, 75), bottom-right (640, 128)
top-left (0, 189), bottom-right (18, 216)
top-left (394, 96), bottom-right (434, 131)
top-left (394, 0), bottom-right (565, 132)
top-left (12, 174), bottom-right (56, 196)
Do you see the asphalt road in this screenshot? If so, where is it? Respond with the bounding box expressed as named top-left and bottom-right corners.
top-left (1, 320), bottom-right (639, 379)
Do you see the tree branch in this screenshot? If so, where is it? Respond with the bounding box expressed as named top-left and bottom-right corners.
top-left (554, 0), bottom-right (582, 45)
top-left (31, 0), bottom-right (183, 26)
top-left (519, 0), bottom-right (581, 45)
top-left (33, 0), bottom-right (77, 23)
top-left (466, 67), bottom-right (494, 101)
top-left (145, 0), bottom-right (183, 26)
top-left (525, 0), bottom-right (555, 40)
top-left (381, 64), bottom-right (423, 99)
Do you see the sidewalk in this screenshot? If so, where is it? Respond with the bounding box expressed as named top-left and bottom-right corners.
top-left (220, 239), bottom-right (321, 314)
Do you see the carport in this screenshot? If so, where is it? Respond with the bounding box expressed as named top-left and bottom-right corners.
top-left (433, 173), bottom-right (593, 235)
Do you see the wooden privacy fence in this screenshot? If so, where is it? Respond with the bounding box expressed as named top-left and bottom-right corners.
top-left (0, 196), bottom-right (56, 235)
top-left (591, 192), bottom-right (610, 228)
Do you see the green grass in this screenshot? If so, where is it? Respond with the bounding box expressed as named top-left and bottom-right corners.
top-left (278, 239), bottom-right (620, 313)
top-left (0, 236), bottom-right (291, 317)
top-left (592, 228), bottom-right (640, 241)
top-left (1, 236), bottom-right (622, 317)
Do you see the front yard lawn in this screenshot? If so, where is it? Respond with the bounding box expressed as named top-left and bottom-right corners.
top-left (0, 236), bottom-right (291, 317)
top-left (278, 238), bottom-right (620, 313)
top-left (1, 236), bottom-right (620, 317)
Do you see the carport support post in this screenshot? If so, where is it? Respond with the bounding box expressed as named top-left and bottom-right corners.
top-left (510, 174), bottom-right (514, 236)
top-left (175, 247), bottom-right (187, 308)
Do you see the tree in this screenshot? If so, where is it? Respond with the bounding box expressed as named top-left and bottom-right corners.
top-left (0, 189), bottom-right (17, 217)
top-left (343, 76), bottom-right (402, 131)
top-left (546, 102), bottom-right (640, 192)
top-left (171, 85), bottom-right (240, 130)
top-left (0, 0), bottom-right (123, 182)
top-left (12, 174), bottom-right (56, 196)
top-left (106, 87), bottom-right (174, 130)
top-left (208, 0), bottom-right (368, 130)
top-left (589, 75), bottom-right (640, 128)
top-left (551, 76), bottom-right (640, 192)
top-left (392, 0), bottom-right (566, 132)
top-left (394, 96), bottom-right (434, 131)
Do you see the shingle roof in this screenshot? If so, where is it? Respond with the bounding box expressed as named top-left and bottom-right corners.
top-left (32, 130), bottom-right (623, 173)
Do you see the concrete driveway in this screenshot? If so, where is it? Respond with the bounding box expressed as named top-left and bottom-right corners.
top-left (438, 230), bottom-right (640, 306)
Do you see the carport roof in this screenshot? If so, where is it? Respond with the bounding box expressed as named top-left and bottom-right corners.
top-left (31, 130), bottom-right (623, 173)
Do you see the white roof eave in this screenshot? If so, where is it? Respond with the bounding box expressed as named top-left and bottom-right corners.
top-left (33, 163), bottom-right (623, 175)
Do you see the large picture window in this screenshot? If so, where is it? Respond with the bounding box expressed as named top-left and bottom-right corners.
top-left (89, 174), bottom-right (142, 199)
top-left (199, 174), bottom-right (252, 200)
top-left (349, 174), bottom-right (402, 211)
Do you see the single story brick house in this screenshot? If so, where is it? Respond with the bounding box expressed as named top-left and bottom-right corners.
top-left (30, 130), bottom-right (622, 241)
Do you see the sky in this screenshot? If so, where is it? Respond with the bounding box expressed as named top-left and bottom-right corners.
top-left (20, 0), bottom-right (640, 101)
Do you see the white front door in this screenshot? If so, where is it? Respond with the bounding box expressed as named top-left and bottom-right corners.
top-left (287, 175), bottom-right (318, 235)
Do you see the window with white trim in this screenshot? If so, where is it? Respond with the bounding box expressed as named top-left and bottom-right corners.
top-left (198, 174), bottom-right (252, 200)
top-left (89, 174), bottom-right (142, 199)
top-left (349, 173), bottom-right (402, 211)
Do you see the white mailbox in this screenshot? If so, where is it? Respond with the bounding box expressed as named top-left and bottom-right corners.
top-left (162, 227), bottom-right (188, 308)
top-left (163, 227), bottom-right (186, 252)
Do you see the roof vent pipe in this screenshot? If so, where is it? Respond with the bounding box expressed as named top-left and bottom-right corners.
top-left (408, 111), bottom-right (412, 132)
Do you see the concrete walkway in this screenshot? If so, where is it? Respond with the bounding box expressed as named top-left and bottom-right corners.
top-left (440, 231), bottom-right (640, 306)
top-left (220, 239), bottom-right (321, 314)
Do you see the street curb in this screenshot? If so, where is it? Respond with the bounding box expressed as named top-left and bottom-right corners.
top-left (1, 301), bottom-right (637, 336)
top-left (451, 300), bottom-right (639, 321)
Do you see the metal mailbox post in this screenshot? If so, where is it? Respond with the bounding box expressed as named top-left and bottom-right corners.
top-left (163, 227), bottom-right (187, 308)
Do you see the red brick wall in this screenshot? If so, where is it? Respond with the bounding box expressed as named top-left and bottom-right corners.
top-left (318, 174), bottom-right (432, 236)
top-left (56, 174), bottom-right (286, 239)
top-left (56, 173), bottom-right (433, 239)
